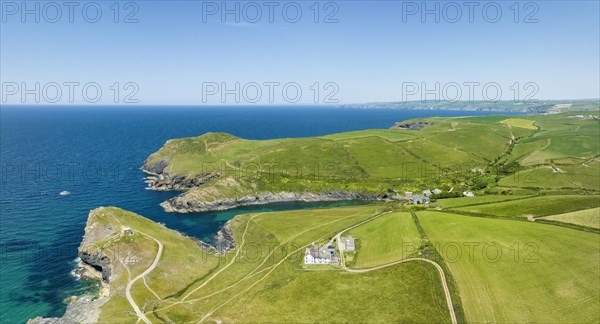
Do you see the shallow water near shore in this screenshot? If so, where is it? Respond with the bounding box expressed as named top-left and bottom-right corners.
top-left (0, 106), bottom-right (523, 323)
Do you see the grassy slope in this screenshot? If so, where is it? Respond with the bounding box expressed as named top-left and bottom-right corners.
top-left (433, 194), bottom-right (532, 209)
top-left (500, 117), bottom-right (537, 129)
top-left (451, 195), bottom-right (600, 218)
top-left (88, 207), bottom-right (218, 323)
top-left (145, 116), bottom-right (521, 200)
top-left (214, 260), bottom-right (451, 323)
top-left (133, 204), bottom-right (453, 323)
top-left (541, 207), bottom-right (600, 229)
top-left (145, 112), bottom-right (599, 212)
top-left (348, 211), bottom-right (421, 268)
top-left (418, 211), bottom-right (600, 323)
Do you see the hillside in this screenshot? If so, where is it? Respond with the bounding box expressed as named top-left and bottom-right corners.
top-left (143, 111), bottom-right (600, 213)
top-left (32, 205), bottom-right (462, 323)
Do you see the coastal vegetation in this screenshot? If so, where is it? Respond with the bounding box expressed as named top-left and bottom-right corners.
top-left (66, 205), bottom-right (455, 323)
top-left (34, 110), bottom-right (599, 323)
top-left (143, 111), bottom-right (599, 214)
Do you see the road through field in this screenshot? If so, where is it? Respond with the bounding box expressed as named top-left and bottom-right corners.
top-left (125, 231), bottom-right (164, 324)
top-left (335, 212), bottom-right (457, 324)
top-left (345, 258), bottom-right (456, 324)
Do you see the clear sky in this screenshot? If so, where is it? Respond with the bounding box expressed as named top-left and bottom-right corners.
top-left (1, 0), bottom-right (599, 105)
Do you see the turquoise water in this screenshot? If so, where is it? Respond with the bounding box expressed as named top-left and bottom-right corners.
top-left (0, 106), bottom-right (521, 323)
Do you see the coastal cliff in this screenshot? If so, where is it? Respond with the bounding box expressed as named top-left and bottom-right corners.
top-left (161, 189), bottom-right (382, 213)
top-left (28, 208), bottom-right (119, 324)
top-left (141, 134), bottom-right (392, 213)
top-left (29, 207), bottom-right (226, 323)
top-left (143, 158), bottom-right (386, 213)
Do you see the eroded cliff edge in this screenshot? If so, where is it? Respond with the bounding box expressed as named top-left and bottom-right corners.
top-left (28, 207), bottom-right (235, 323)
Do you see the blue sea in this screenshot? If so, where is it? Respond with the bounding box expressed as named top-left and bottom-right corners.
top-left (0, 106), bottom-right (522, 323)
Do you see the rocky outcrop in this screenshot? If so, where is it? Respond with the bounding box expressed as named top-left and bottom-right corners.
top-left (28, 208), bottom-right (119, 324)
top-left (77, 211), bottom-right (119, 283)
top-left (143, 158), bottom-right (169, 174)
top-left (214, 223), bottom-right (235, 253)
top-left (144, 172), bottom-right (220, 191)
top-left (142, 157), bottom-right (221, 191)
top-left (78, 251), bottom-right (111, 282)
top-left (390, 121), bottom-right (433, 130)
top-left (161, 191), bottom-right (383, 213)
top-left (27, 295), bottom-right (107, 324)
top-left (192, 222), bottom-right (235, 256)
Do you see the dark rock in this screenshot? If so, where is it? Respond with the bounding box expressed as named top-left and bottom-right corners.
top-left (161, 191), bottom-right (382, 213)
top-left (78, 251), bottom-right (111, 282)
top-left (390, 121), bottom-right (433, 130)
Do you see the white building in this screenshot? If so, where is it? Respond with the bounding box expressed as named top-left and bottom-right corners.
top-left (463, 191), bottom-right (475, 197)
top-left (304, 243), bottom-right (339, 265)
top-left (344, 236), bottom-right (356, 252)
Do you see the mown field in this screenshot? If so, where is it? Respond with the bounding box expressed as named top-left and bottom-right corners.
top-left (541, 207), bottom-right (600, 229)
top-left (418, 211), bottom-right (600, 323)
top-left (451, 195), bottom-right (600, 218)
top-left (211, 258), bottom-right (451, 323)
top-left (347, 211), bottom-right (421, 268)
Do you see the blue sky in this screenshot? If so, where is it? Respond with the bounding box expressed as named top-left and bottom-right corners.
top-left (1, 0), bottom-right (599, 104)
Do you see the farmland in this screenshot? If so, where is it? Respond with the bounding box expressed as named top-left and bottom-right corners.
top-left (84, 205), bottom-right (454, 323)
top-left (418, 211), bottom-right (600, 323)
top-left (347, 211), bottom-right (421, 268)
top-left (46, 111), bottom-right (600, 323)
top-left (541, 207), bottom-right (600, 229)
top-left (451, 195), bottom-right (600, 218)
top-left (143, 111), bottom-right (599, 214)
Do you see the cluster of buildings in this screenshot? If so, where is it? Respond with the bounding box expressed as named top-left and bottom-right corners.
top-left (405, 188), bottom-right (475, 204)
top-left (404, 188), bottom-right (442, 204)
top-left (304, 236), bottom-right (355, 265)
top-left (569, 115), bottom-right (599, 121)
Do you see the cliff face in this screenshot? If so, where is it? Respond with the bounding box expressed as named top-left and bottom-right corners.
top-left (77, 210), bottom-right (120, 282)
top-left (28, 208), bottom-right (120, 324)
top-left (161, 190), bottom-right (382, 213)
top-left (143, 156), bottom-right (388, 213)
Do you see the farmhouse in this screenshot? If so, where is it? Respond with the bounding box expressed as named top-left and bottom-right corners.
top-left (304, 243), bottom-right (340, 265)
top-left (463, 191), bottom-right (475, 197)
top-left (422, 189), bottom-right (432, 197)
top-left (432, 188), bottom-right (442, 195)
top-left (410, 195), bottom-right (430, 204)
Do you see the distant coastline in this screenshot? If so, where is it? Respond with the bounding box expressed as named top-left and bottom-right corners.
top-left (339, 99), bottom-right (600, 113)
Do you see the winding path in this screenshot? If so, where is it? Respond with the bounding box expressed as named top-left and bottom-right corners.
top-left (125, 231), bottom-right (164, 324)
top-left (334, 212), bottom-right (457, 324)
top-left (344, 258), bottom-right (457, 324)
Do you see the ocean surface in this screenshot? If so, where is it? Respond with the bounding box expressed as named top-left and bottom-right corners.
top-left (0, 106), bottom-right (523, 323)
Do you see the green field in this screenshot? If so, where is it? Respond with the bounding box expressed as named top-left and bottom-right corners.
top-left (212, 259), bottom-right (451, 323)
top-left (418, 211), bottom-right (600, 323)
top-left (500, 117), bottom-right (537, 129)
top-left (498, 162), bottom-right (600, 190)
top-left (89, 205), bottom-right (455, 323)
top-left (452, 195), bottom-right (600, 218)
top-left (65, 111), bottom-right (600, 323)
top-left (541, 207), bottom-right (600, 229)
top-left (348, 212), bottom-right (421, 268)
top-left (143, 112), bottom-right (599, 213)
top-left (434, 195), bottom-right (532, 209)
